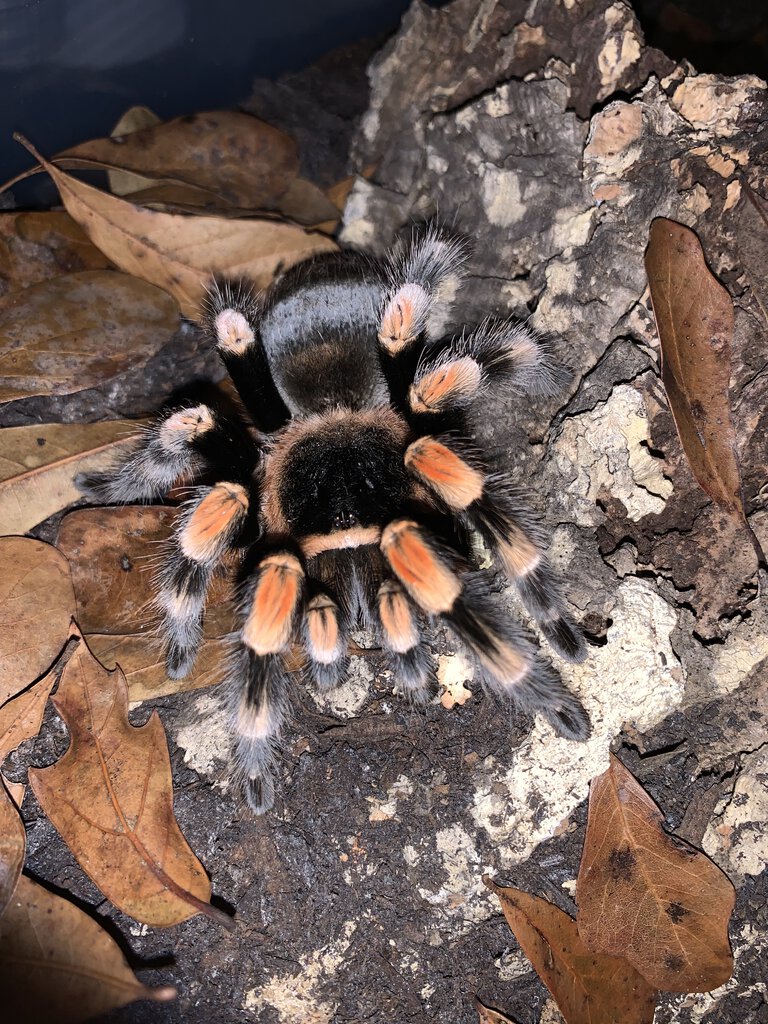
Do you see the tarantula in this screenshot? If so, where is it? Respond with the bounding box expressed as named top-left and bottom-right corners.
top-left (79, 226), bottom-right (589, 813)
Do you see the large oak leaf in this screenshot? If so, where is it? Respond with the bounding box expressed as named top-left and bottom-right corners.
top-left (0, 874), bottom-right (175, 1023)
top-left (576, 754), bottom-right (735, 992)
top-left (28, 628), bottom-right (230, 928)
top-left (486, 879), bottom-right (658, 1024)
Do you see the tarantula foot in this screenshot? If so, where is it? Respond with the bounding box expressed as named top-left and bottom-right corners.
top-left (244, 771), bottom-right (275, 815)
top-left (541, 695), bottom-right (591, 742)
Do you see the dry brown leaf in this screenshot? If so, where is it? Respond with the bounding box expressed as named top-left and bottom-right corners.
top-left (486, 878), bottom-right (658, 1024)
top-left (278, 177), bottom-right (343, 227)
top-left (0, 269), bottom-right (179, 403)
top-left (0, 420), bottom-right (143, 533)
top-left (56, 110), bottom-right (299, 209)
top-left (0, 874), bottom-right (176, 1023)
top-left (0, 784), bottom-right (24, 916)
top-left (17, 137), bottom-right (336, 318)
top-left (474, 995), bottom-right (520, 1023)
top-left (576, 753), bottom-right (735, 992)
top-left (28, 628), bottom-right (230, 928)
top-left (106, 105), bottom-right (162, 195)
top-left (0, 537), bottom-right (75, 705)
top-left (0, 211), bottom-right (112, 295)
top-left (0, 658), bottom-right (58, 808)
top-left (56, 505), bottom-right (236, 636)
top-left (88, 633), bottom-right (228, 702)
top-left (645, 218), bottom-right (766, 569)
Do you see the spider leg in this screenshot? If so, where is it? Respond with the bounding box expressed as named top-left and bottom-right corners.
top-left (202, 279), bottom-right (290, 432)
top-left (303, 591), bottom-right (349, 690)
top-left (376, 578), bottom-right (434, 702)
top-left (76, 404), bottom-right (258, 503)
top-left (157, 481), bottom-right (251, 677)
top-left (378, 226), bottom-right (470, 405)
top-left (408, 318), bottom-right (568, 423)
top-left (230, 548), bottom-right (305, 813)
top-left (380, 518), bottom-right (589, 740)
top-left (404, 435), bottom-right (586, 663)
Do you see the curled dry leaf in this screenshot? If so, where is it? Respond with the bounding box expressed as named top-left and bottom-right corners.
top-left (0, 537), bottom-right (75, 705)
top-left (55, 505), bottom-right (236, 636)
top-left (0, 269), bottom-right (179, 403)
top-left (474, 995), bottom-right (520, 1023)
top-left (0, 657), bottom-right (58, 807)
top-left (105, 104), bottom-right (162, 196)
top-left (56, 110), bottom-right (299, 209)
top-left (0, 420), bottom-right (143, 534)
top-left (0, 874), bottom-right (176, 1024)
top-left (486, 878), bottom-right (658, 1024)
top-left (645, 217), bottom-right (766, 570)
top-left (16, 137), bottom-right (337, 318)
top-left (0, 660), bottom-right (60, 911)
top-left (576, 753), bottom-right (735, 992)
top-left (88, 633), bottom-right (228, 703)
top-left (28, 628), bottom-right (230, 928)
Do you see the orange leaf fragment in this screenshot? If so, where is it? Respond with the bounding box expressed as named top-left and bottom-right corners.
top-left (576, 753), bottom-right (735, 992)
top-left (645, 217), bottom-right (765, 570)
top-left (28, 628), bottom-right (230, 928)
top-left (0, 874), bottom-right (176, 1024)
top-left (486, 878), bottom-right (658, 1024)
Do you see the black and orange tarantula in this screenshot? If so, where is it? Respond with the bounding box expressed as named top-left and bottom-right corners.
top-left (79, 226), bottom-right (589, 813)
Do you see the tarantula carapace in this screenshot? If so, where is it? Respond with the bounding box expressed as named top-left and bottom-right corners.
top-left (79, 226), bottom-right (589, 813)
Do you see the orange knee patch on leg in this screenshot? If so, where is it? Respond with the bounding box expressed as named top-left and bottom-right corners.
top-left (409, 357), bottom-right (482, 413)
top-left (379, 284), bottom-right (430, 353)
top-left (381, 520), bottom-right (460, 615)
top-left (180, 483), bottom-right (249, 562)
top-left (497, 528), bottom-right (541, 579)
top-left (306, 595), bottom-right (341, 664)
top-left (405, 438), bottom-right (484, 509)
top-left (378, 580), bottom-right (419, 653)
top-left (243, 553), bottom-right (303, 655)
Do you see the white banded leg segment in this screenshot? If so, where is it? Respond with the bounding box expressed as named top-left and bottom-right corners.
top-left (76, 405), bottom-right (216, 503)
top-left (377, 580), bottom-right (433, 700)
top-left (304, 593), bottom-right (349, 690)
top-left (445, 574), bottom-right (590, 741)
top-left (230, 651), bottom-right (292, 814)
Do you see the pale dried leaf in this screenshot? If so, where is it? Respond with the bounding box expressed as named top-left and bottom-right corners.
top-left (576, 753), bottom-right (735, 992)
top-left (0, 537), bottom-right (75, 705)
top-left (0, 783), bottom-right (24, 915)
top-left (88, 633), bottom-right (228, 702)
top-left (107, 105), bottom-right (162, 195)
top-left (0, 874), bottom-right (176, 1023)
top-left (474, 995), bottom-right (520, 1023)
top-left (31, 145), bottom-right (337, 318)
top-left (0, 659), bottom-right (58, 812)
top-left (0, 211), bottom-right (111, 295)
top-left (28, 629), bottom-right (229, 928)
top-left (0, 269), bottom-right (179, 402)
top-left (57, 110), bottom-right (299, 208)
top-left (0, 420), bottom-right (143, 534)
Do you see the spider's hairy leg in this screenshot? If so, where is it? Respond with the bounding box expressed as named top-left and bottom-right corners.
top-left (376, 579), bottom-right (434, 702)
top-left (409, 319), bottom-right (568, 419)
top-left (380, 519), bottom-right (589, 740)
top-left (230, 549), bottom-right (305, 813)
top-left (76, 405), bottom-right (258, 503)
top-left (303, 591), bottom-right (349, 690)
top-left (201, 278), bottom-right (290, 432)
top-left (157, 481), bottom-right (251, 677)
top-left (379, 225), bottom-right (470, 357)
top-left (405, 435), bottom-right (586, 663)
